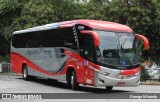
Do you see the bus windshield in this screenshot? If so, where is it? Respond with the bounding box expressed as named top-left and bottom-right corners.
top-left (95, 30), bottom-right (139, 69)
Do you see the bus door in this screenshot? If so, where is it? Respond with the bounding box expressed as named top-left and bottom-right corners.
top-left (83, 36), bottom-right (95, 85)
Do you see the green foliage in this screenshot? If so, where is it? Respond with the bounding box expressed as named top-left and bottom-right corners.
top-left (102, 0), bottom-right (160, 63)
top-left (140, 65), bottom-right (150, 81)
top-left (0, 0), bottom-right (160, 63)
top-left (0, 0), bottom-right (24, 56)
top-left (12, 0), bottom-right (54, 29)
top-left (0, 0), bottom-right (22, 38)
top-left (0, 55), bottom-right (9, 62)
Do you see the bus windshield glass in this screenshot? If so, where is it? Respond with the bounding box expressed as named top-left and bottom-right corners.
top-left (95, 30), bottom-right (139, 69)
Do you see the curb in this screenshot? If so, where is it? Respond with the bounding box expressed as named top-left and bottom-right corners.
top-left (140, 82), bottom-right (160, 85)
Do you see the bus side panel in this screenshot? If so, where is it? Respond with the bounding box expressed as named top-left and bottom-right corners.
top-left (64, 50), bottom-right (96, 86)
top-left (62, 50), bottom-right (83, 84)
top-left (11, 46), bottom-right (97, 85)
top-left (10, 47), bottom-right (97, 86)
top-left (10, 48), bottom-right (78, 80)
top-left (10, 52), bottom-right (23, 74)
top-left (10, 51), bottom-right (66, 77)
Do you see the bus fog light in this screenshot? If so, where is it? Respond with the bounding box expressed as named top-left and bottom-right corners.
top-left (98, 78), bottom-right (105, 83)
top-left (136, 80), bottom-right (140, 83)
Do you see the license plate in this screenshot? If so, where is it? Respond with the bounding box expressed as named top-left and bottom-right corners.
top-left (117, 82), bottom-right (125, 86)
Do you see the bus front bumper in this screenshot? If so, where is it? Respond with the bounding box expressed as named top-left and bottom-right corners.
top-left (94, 72), bottom-right (140, 87)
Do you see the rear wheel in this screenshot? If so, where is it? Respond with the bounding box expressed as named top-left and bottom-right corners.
top-left (67, 70), bottom-right (79, 90)
top-left (105, 86), bottom-right (113, 92)
top-left (22, 65), bottom-right (31, 81)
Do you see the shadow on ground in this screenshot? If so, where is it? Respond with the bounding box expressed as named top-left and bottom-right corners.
top-left (17, 76), bottom-right (133, 93)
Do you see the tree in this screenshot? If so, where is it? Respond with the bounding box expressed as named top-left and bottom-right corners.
top-left (0, 0), bottom-right (23, 39)
top-left (0, 0), bottom-right (23, 57)
top-left (0, 0), bottom-right (160, 63)
top-left (140, 65), bottom-right (150, 81)
top-left (102, 0), bottom-right (160, 63)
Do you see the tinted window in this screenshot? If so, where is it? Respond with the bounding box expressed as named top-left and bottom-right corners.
top-left (85, 36), bottom-right (95, 62)
top-left (12, 28), bottom-right (78, 50)
top-left (12, 32), bottom-right (39, 48)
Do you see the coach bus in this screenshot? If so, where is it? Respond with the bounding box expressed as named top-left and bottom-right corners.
top-left (10, 20), bottom-right (149, 91)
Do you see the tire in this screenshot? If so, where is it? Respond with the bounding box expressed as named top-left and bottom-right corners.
top-left (67, 70), bottom-right (79, 90)
top-left (105, 86), bottom-right (113, 92)
top-left (22, 65), bottom-right (31, 81)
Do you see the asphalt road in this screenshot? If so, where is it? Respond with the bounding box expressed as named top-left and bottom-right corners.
top-left (0, 75), bottom-right (160, 102)
top-left (0, 75), bottom-right (160, 93)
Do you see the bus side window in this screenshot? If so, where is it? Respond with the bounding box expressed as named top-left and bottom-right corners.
top-left (80, 46), bottom-right (85, 58)
top-left (84, 36), bottom-right (94, 62)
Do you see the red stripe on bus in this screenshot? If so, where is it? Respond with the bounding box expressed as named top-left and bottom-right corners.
top-left (120, 67), bottom-right (141, 75)
top-left (10, 52), bottom-right (65, 76)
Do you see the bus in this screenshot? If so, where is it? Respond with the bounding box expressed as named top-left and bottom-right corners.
top-left (10, 20), bottom-right (149, 91)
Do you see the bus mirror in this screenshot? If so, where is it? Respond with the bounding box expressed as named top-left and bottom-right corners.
top-left (80, 30), bottom-right (100, 46)
top-left (135, 34), bottom-right (149, 50)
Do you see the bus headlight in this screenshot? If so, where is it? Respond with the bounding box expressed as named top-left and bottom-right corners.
top-left (134, 72), bottom-right (140, 76)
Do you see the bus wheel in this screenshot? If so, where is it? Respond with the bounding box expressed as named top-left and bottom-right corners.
top-left (105, 86), bottom-right (113, 92)
top-left (67, 70), bottom-right (79, 90)
top-left (22, 65), bottom-right (30, 81)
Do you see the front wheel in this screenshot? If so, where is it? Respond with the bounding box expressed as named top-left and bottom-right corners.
top-left (67, 70), bottom-right (79, 90)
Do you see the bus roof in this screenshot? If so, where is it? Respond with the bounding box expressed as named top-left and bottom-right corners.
top-left (13, 19), bottom-right (133, 34)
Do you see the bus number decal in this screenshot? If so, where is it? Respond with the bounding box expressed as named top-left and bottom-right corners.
top-left (78, 26), bottom-right (84, 30)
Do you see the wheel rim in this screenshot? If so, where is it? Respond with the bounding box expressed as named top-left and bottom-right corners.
top-left (71, 75), bottom-right (73, 87)
top-left (23, 68), bottom-right (27, 78)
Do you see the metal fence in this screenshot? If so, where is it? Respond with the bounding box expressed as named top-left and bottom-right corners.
top-left (0, 63), bottom-right (11, 81)
top-left (142, 78), bottom-right (160, 82)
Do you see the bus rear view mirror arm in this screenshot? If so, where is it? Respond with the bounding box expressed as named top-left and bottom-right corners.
top-left (135, 34), bottom-right (149, 50)
top-left (80, 30), bottom-right (100, 46)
